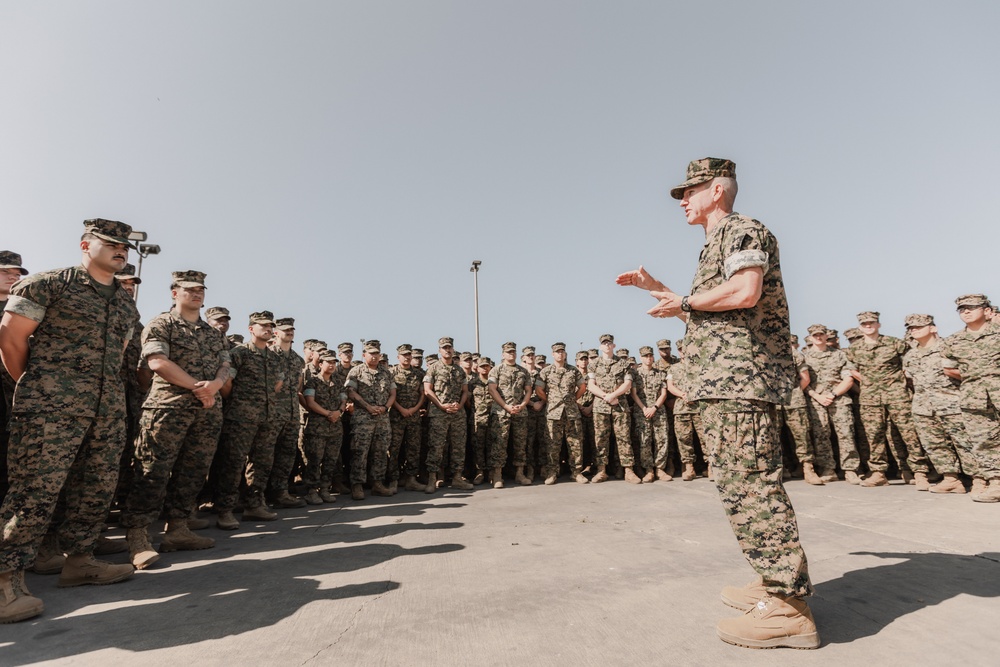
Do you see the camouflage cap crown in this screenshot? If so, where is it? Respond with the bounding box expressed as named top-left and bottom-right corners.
top-left (318, 350), bottom-right (338, 363)
top-left (228, 334), bottom-right (245, 344)
top-left (599, 334), bottom-right (614, 344)
top-left (669, 158), bottom-right (736, 200)
top-left (477, 356), bottom-right (493, 367)
top-left (397, 343), bottom-right (413, 354)
top-left (275, 317), bottom-right (295, 330)
top-left (806, 324), bottom-right (827, 336)
top-left (551, 342), bottom-right (566, 352)
top-left (172, 270), bottom-right (207, 289)
top-left (639, 346), bottom-right (654, 356)
top-left (205, 306), bottom-right (230, 321)
top-left (615, 348), bottom-right (629, 358)
top-left (364, 340), bottom-right (381, 352)
top-left (656, 339), bottom-right (671, 349)
top-left (338, 342), bottom-right (354, 353)
top-left (502, 341), bottom-right (517, 352)
top-left (576, 350), bottom-right (589, 359)
top-left (459, 351), bottom-right (473, 361)
top-left (438, 336), bottom-right (454, 348)
top-left (522, 346), bottom-right (536, 355)
top-left (411, 348), bottom-right (424, 357)
top-left (904, 313), bottom-right (934, 328)
top-left (0, 251), bottom-right (29, 275)
top-left (83, 218), bottom-right (137, 248)
top-left (955, 294), bottom-right (989, 308)
top-left (844, 328), bottom-right (863, 341)
top-left (115, 263), bottom-right (141, 283)
top-left (856, 311), bottom-right (880, 324)
top-left (249, 310), bottom-right (275, 325)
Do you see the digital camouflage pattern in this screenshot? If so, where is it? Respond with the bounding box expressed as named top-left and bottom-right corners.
top-left (141, 311), bottom-right (230, 410)
top-left (589, 356), bottom-right (632, 415)
top-left (846, 335), bottom-right (912, 405)
top-left (390, 364), bottom-right (425, 479)
top-left (669, 157), bottom-right (736, 200)
top-left (225, 343), bottom-right (286, 423)
top-left (632, 366), bottom-right (668, 469)
top-left (537, 364), bottom-right (586, 475)
top-left (805, 349), bottom-right (858, 472)
top-left (301, 372), bottom-right (344, 490)
top-left (345, 363), bottom-right (395, 484)
top-left (682, 214), bottom-right (795, 404)
top-left (267, 346), bottom-right (305, 498)
top-left (424, 362), bottom-right (468, 475)
top-left (941, 325), bottom-right (1000, 479)
top-left (468, 374), bottom-right (492, 472)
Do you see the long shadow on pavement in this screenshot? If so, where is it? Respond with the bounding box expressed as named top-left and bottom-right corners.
top-left (812, 551), bottom-right (1000, 644)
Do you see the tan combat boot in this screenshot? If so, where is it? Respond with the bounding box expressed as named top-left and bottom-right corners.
top-left (31, 533), bottom-right (65, 575)
top-left (591, 465), bottom-right (609, 484)
top-left (242, 505), bottom-right (278, 521)
top-left (914, 472), bottom-right (930, 491)
top-left (451, 475), bottom-right (474, 490)
top-left (491, 467), bottom-right (505, 489)
top-left (716, 594), bottom-right (820, 649)
top-left (304, 489), bottom-right (323, 505)
top-left (624, 467), bottom-right (642, 484)
top-left (802, 463), bottom-right (825, 486)
top-left (861, 471), bottom-right (888, 487)
top-left (971, 477), bottom-right (987, 497)
top-left (544, 473), bottom-right (558, 485)
top-left (404, 475), bottom-right (424, 492)
top-left (655, 467), bottom-right (673, 482)
top-left (681, 463), bottom-right (696, 481)
top-left (273, 491), bottom-right (306, 509)
top-left (372, 481), bottom-right (393, 496)
top-left (319, 489), bottom-right (337, 503)
top-left (424, 472), bottom-right (438, 494)
top-left (818, 468), bottom-right (839, 483)
top-left (388, 480), bottom-right (399, 495)
top-left (573, 472), bottom-right (589, 484)
top-left (0, 570), bottom-right (44, 623)
top-left (216, 510), bottom-right (240, 530)
top-left (351, 484), bottom-right (366, 500)
top-left (972, 477), bottom-right (1000, 503)
top-left (515, 466), bottom-right (532, 486)
top-left (160, 519), bottom-right (215, 552)
top-left (929, 473), bottom-right (966, 494)
top-left (720, 576), bottom-right (766, 611)
top-left (126, 526), bottom-right (160, 569)
top-left (844, 470), bottom-right (862, 485)
top-left (901, 469), bottom-right (915, 484)
top-left (641, 469), bottom-right (655, 483)
top-left (57, 554), bottom-right (134, 588)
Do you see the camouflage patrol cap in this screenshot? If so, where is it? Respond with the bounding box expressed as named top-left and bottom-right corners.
top-left (576, 350), bottom-right (588, 360)
top-left (857, 311), bottom-right (880, 324)
top-left (807, 324), bottom-right (827, 336)
top-left (205, 306), bottom-right (230, 321)
top-left (844, 328), bottom-right (863, 341)
top-left (338, 342), bottom-right (354, 353)
top-left (275, 317), bottom-right (295, 330)
top-left (426, 353), bottom-right (439, 362)
top-left (83, 218), bottom-right (137, 249)
top-left (536, 355), bottom-right (547, 363)
top-left (114, 263), bottom-right (141, 284)
top-left (955, 294), bottom-right (989, 308)
top-left (315, 340), bottom-right (328, 350)
top-left (411, 348), bottom-right (424, 357)
top-left (172, 270), bottom-right (207, 289)
top-left (397, 343), bottom-right (413, 354)
top-left (827, 329), bottom-right (839, 338)
top-left (790, 334), bottom-right (799, 346)
top-left (318, 350), bottom-right (338, 363)
top-left (0, 251), bottom-right (28, 275)
top-left (478, 356), bottom-right (493, 368)
top-left (522, 346), bottom-right (536, 355)
top-left (249, 310), bottom-right (275, 325)
top-left (905, 313), bottom-right (934, 328)
top-left (588, 349), bottom-right (599, 357)
top-left (438, 337), bottom-right (454, 348)
top-left (460, 351), bottom-right (473, 361)
top-left (656, 339), bottom-right (671, 349)
top-left (639, 346), bottom-right (654, 356)
top-left (599, 334), bottom-right (614, 344)
top-left (228, 334), bottom-right (244, 345)
top-left (502, 341), bottom-right (517, 352)
top-left (551, 342), bottom-right (566, 352)
top-left (616, 348), bottom-right (629, 358)
top-left (669, 158), bottom-right (737, 200)
top-left (363, 339), bottom-right (381, 353)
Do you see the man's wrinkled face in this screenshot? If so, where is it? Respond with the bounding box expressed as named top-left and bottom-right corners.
top-left (679, 180), bottom-right (715, 227)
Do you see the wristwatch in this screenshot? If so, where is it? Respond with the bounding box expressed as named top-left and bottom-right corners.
top-left (680, 296), bottom-right (692, 313)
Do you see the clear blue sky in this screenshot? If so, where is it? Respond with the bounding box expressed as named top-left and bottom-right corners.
top-left (2, 1), bottom-right (997, 356)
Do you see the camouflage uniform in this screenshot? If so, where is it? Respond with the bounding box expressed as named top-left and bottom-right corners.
top-left (589, 354), bottom-right (634, 467)
top-left (941, 306), bottom-right (1000, 480)
top-left (301, 364), bottom-right (346, 492)
top-left (423, 357), bottom-right (468, 477)
top-left (904, 335), bottom-right (974, 475)
top-left (345, 359), bottom-right (395, 485)
top-left (537, 358), bottom-right (586, 476)
top-left (668, 358), bottom-right (707, 465)
top-left (779, 348), bottom-right (814, 467)
top-left (0, 251), bottom-right (28, 504)
top-left (214, 333), bottom-right (286, 512)
top-left (468, 366), bottom-right (493, 474)
top-left (631, 364), bottom-right (669, 470)
top-left (846, 331), bottom-right (928, 474)
top-left (675, 188), bottom-right (810, 597)
top-left (488, 359), bottom-right (531, 469)
top-left (576, 354), bottom-right (596, 469)
top-left (268, 338), bottom-right (305, 500)
top-left (1, 249), bottom-right (139, 571)
top-left (525, 360), bottom-right (547, 472)
top-left (804, 348), bottom-right (858, 472)
top-left (122, 305), bottom-right (229, 529)
top-left (391, 360), bottom-right (425, 480)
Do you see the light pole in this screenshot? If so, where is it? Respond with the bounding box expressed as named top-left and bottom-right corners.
top-left (127, 231), bottom-right (161, 305)
top-left (470, 261), bottom-right (482, 354)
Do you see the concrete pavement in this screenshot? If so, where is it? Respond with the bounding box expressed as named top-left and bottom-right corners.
top-left (2, 475), bottom-right (999, 666)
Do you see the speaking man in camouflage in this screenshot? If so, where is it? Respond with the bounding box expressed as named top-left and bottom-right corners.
top-left (630, 346), bottom-right (671, 482)
top-left (423, 337), bottom-right (471, 493)
top-left (587, 334), bottom-right (638, 484)
top-left (121, 270), bottom-right (229, 570)
top-left (469, 356), bottom-right (494, 485)
top-left (536, 342), bottom-right (588, 484)
top-left (266, 317), bottom-right (307, 509)
top-left (847, 311), bottom-right (929, 487)
top-left (941, 294), bottom-right (1000, 502)
top-left (345, 340), bottom-right (396, 500)
top-left (391, 344), bottom-right (426, 493)
top-left (617, 158), bottom-right (818, 648)
top-left (803, 325), bottom-right (859, 484)
top-left (488, 342), bottom-right (533, 486)
top-left (0, 219), bottom-right (139, 623)
top-left (213, 311), bottom-right (286, 530)
top-left (0, 251), bottom-right (29, 505)
top-left (902, 314), bottom-right (972, 494)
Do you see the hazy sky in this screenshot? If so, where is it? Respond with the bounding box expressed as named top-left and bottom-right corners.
top-left (2, 1), bottom-right (997, 357)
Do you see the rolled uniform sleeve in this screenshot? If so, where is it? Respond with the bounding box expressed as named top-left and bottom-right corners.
top-left (722, 223), bottom-right (770, 280)
top-left (4, 294), bottom-right (47, 323)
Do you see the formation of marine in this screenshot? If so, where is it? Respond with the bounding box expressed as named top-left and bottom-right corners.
top-left (0, 221), bottom-right (998, 625)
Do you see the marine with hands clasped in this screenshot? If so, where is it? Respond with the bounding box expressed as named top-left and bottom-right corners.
top-left (488, 342), bottom-right (533, 487)
top-left (536, 342), bottom-right (588, 484)
top-left (345, 340), bottom-right (396, 500)
top-left (617, 158), bottom-right (819, 649)
top-left (422, 337), bottom-right (472, 493)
